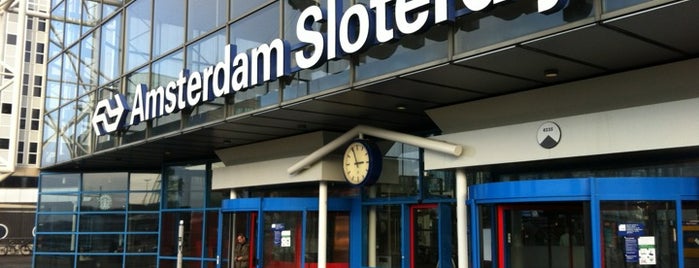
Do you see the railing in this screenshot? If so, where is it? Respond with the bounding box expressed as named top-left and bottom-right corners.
top-left (0, 238), bottom-right (33, 256)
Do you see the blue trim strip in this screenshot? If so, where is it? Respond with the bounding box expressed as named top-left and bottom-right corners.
top-left (469, 177), bottom-right (699, 268)
top-left (470, 177), bottom-right (699, 203)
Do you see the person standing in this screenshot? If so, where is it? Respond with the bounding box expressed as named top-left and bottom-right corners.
top-left (234, 234), bottom-right (249, 268)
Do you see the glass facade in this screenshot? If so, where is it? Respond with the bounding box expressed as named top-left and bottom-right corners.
top-left (42, 0), bottom-right (622, 168)
top-left (38, 1), bottom-right (694, 268)
top-left (34, 163), bottom-right (224, 267)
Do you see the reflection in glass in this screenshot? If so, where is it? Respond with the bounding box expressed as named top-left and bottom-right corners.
top-left (80, 193), bottom-right (127, 211)
top-left (125, 0), bottom-right (152, 72)
top-left (82, 1), bottom-right (101, 34)
top-left (41, 111), bottom-right (58, 166)
top-left (82, 172), bottom-right (128, 191)
top-left (78, 234), bottom-right (123, 252)
top-left (36, 234), bottom-right (75, 252)
top-left (185, 30), bottom-right (226, 127)
top-left (131, 173), bottom-right (162, 190)
top-left (77, 255), bottom-right (123, 268)
top-left (75, 95), bottom-right (94, 156)
top-left (37, 214), bottom-right (77, 232)
top-left (79, 214), bottom-right (126, 232)
top-left (35, 255), bottom-right (75, 267)
top-left (62, 45), bottom-right (79, 85)
top-left (56, 102), bottom-right (77, 163)
top-left (150, 51), bottom-right (184, 136)
top-left (159, 211), bottom-right (204, 257)
top-left (79, 34), bottom-right (98, 87)
top-left (128, 213), bottom-right (159, 231)
top-left (230, 3), bottom-right (279, 53)
top-left (123, 67), bottom-right (149, 144)
top-left (125, 255), bottom-right (157, 268)
top-left (305, 211), bottom-right (350, 265)
top-left (600, 201), bottom-right (678, 268)
top-left (153, 0), bottom-right (185, 57)
top-left (165, 164), bottom-right (206, 209)
top-left (454, 0), bottom-right (593, 54)
top-left (366, 142), bottom-right (420, 199)
top-left (188, 0), bottom-right (227, 40)
top-left (40, 173), bottom-right (80, 192)
top-left (356, 26), bottom-right (448, 81)
top-left (603, 0), bottom-right (649, 12)
top-left (263, 212), bottom-right (300, 268)
top-left (39, 194), bottom-right (78, 212)
top-left (99, 14), bottom-right (122, 85)
top-left (682, 201), bottom-right (699, 267)
top-left (368, 205), bottom-right (401, 267)
top-left (231, 0), bottom-right (270, 20)
top-left (126, 234), bottom-right (158, 252)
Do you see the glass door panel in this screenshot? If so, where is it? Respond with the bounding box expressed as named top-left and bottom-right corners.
top-left (683, 201), bottom-right (699, 267)
top-left (497, 203), bottom-right (588, 268)
top-left (600, 201), bottom-right (677, 268)
top-left (411, 204), bottom-right (439, 268)
top-left (226, 212), bottom-right (256, 268)
top-left (304, 211), bottom-right (350, 268)
top-left (262, 212), bottom-right (302, 268)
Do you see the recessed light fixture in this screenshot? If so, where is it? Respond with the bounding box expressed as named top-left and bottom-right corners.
top-left (544, 69), bottom-right (559, 78)
top-left (396, 105), bottom-right (407, 110)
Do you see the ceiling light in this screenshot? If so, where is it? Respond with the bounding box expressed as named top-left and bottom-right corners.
top-left (544, 69), bottom-right (559, 78)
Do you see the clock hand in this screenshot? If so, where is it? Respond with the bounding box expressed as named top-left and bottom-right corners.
top-left (351, 147), bottom-right (361, 167)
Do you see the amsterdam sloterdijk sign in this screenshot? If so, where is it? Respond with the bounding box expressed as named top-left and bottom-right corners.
top-left (92, 0), bottom-right (568, 136)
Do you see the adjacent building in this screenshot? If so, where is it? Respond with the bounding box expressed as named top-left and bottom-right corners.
top-left (36, 1), bottom-right (699, 268)
top-left (0, 0), bottom-right (50, 248)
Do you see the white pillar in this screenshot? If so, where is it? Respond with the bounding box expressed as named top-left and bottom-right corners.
top-left (368, 187), bottom-right (377, 267)
top-left (456, 168), bottom-right (469, 268)
top-left (318, 181), bottom-right (328, 268)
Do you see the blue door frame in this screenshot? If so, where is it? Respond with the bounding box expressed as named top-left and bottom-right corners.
top-left (217, 197), bottom-right (358, 268)
top-left (468, 177), bottom-right (699, 268)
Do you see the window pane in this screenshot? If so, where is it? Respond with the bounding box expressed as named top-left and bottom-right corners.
top-left (78, 234), bottom-right (124, 252)
top-left (683, 201), bottom-right (699, 267)
top-left (40, 173), bottom-right (80, 192)
top-left (36, 234), bottom-right (75, 252)
top-left (80, 193), bottom-right (127, 211)
top-left (79, 214), bottom-right (126, 232)
top-left (82, 172), bottom-right (128, 192)
top-left (185, 30), bottom-right (226, 127)
top-left (187, 0), bottom-right (226, 40)
top-left (34, 254), bottom-right (75, 266)
top-left (150, 50), bottom-right (184, 136)
top-left (37, 214), bottom-right (77, 232)
top-left (126, 234), bottom-right (158, 253)
top-left (231, 0), bottom-right (269, 20)
top-left (99, 14), bottom-right (122, 85)
top-left (165, 164), bottom-right (206, 208)
top-left (125, 0), bottom-right (151, 71)
top-left (263, 212), bottom-right (301, 267)
top-left (600, 201), bottom-right (678, 268)
top-left (454, 0), bottom-right (593, 54)
top-left (153, 0), bottom-right (184, 57)
top-left (128, 213), bottom-right (159, 232)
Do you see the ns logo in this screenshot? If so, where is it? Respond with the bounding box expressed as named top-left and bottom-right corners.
top-left (91, 94), bottom-right (131, 136)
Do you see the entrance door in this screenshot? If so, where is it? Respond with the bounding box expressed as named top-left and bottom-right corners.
top-left (220, 198), bottom-right (352, 268)
top-left (229, 212), bottom-right (257, 268)
top-left (496, 203), bottom-right (588, 268)
top-left (410, 204), bottom-right (454, 268)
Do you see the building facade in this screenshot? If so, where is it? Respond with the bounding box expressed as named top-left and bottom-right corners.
top-left (0, 0), bottom-right (50, 252)
top-left (37, 0), bottom-right (699, 268)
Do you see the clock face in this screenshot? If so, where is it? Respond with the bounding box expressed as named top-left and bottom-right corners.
top-left (343, 140), bottom-right (382, 186)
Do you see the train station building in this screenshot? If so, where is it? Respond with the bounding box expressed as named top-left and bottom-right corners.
top-left (36, 0), bottom-right (699, 268)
